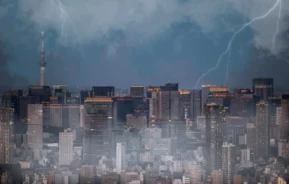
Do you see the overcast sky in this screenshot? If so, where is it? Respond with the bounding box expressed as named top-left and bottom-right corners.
top-left (0, 0), bottom-right (288, 88)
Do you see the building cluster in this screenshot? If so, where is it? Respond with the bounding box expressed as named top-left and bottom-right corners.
top-left (1, 79), bottom-right (289, 183)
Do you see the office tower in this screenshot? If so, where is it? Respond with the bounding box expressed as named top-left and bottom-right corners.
top-left (252, 78), bottom-right (274, 101)
top-left (116, 142), bottom-right (125, 174)
top-left (233, 175), bottom-right (242, 184)
top-left (0, 107), bottom-right (14, 164)
top-left (246, 123), bottom-right (256, 161)
top-left (59, 129), bottom-right (74, 165)
top-left (80, 90), bottom-right (90, 104)
top-left (1, 90), bottom-right (23, 121)
top-left (205, 103), bottom-right (226, 172)
top-left (256, 101), bottom-right (269, 159)
top-left (28, 86), bottom-right (51, 103)
top-left (211, 170), bottom-right (223, 184)
top-left (126, 114), bottom-right (147, 130)
top-left (201, 85), bottom-right (230, 115)
top-left (132, 97), bottom-right (149, 117)
top-left (92, 86), bottom-right (115, 97)
top-left (53, 85), bottom-right (68, 96)
top-left (226, 117), bottom-right (246, 146)
top-left (179, 90), bottom-right (191, 120)
top-left (146, 86), bottom-right (161, 98)
top-left (114, 97), bottom-right (133, 123)
top-left (80, 165), bottom-right (95, 184)
top-left (230, 89), bottom-right (253, 117)
top-left (83, 97), bottom-right (113, 164)
top-left (48, 104), bottom-right (63, 127)
top-left (150, 90), bottom-right (180, 122)
top-left (222, 143), bottom-right (235, 184)
top-left (190, 164), bottom-right (202, 184)
top-left (201, 84), bottom-right (216, 115)
top-left (281, 94), bottom-right (289, 139)
top-left (52, 85), bottom-right (71, 104)
top-left (160, 83), bottom-right (179, 91)
top-left (27, 104), bottom-right (43, 150)
top-left (207, 86), bottom-right (231, 107)
top-left (277, 139), bottom-right (289, 158)
top-left (18, 96), bottom-right (40, 121)
top-left (130, 86), bottom-right (144, 97)
top-left (276, 107), bottom-right (282, 126)
top-left (191, 90), bottom-right (202, 121)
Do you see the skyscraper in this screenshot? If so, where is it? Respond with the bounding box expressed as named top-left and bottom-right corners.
top-left (205, 103), bottom-right (226, 172)
top-left (256, 101), bottom-right (269, 159)
top-left (222, 143), bottom-right (235, 184)
top-left (130, 86), bottom-right (144, 97)
top-left (27, 104), bottom-right (43, 150)
top-left (92, 86), bottom-right (115, 97)
top-left (59, 129), bottom-right (74, 165)
top-left (252, 78), bottom-right (274, 101)
top-left (150, 90), bottom-right (180, 122)
top-left (116, 142), bottom-right (125, 174)
top-left (191, 90), bottom-right (202, 121)
top-left (0, 107), bottom-right (14, 164)
top-left (281, 94), bottom-right (289, 139)
top-left (246, 123), bottom-right (256, 162)
top-left (83, 97), bottom-right (113, 164)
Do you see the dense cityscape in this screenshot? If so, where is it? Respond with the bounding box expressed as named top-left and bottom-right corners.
top-left (1, 72), bottom-right (289, 184)
top-left (1, 0), bottom-right (289, 183)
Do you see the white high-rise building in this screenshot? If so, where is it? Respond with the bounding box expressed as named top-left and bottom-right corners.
top-left (116, 142), bottom-right (125, 174)
top-left (222, 143), bottom-right (235, 184)
top-left (59, 128), bottom-right (74, 165)
top-left (190, 163), bottom-right (202, 184)
top-left (27, 104), bottom-right (43, 150)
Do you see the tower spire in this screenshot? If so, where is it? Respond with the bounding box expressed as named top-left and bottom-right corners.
top-left (40, 31), bottom-right (46, 86)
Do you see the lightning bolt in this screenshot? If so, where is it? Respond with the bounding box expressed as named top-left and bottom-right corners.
top-left (271, 0), bottom-right (282, 53)
top-left (194, 0), bottom-right (281, 88)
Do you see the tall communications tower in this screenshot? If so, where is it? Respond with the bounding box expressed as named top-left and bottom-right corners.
top-left (40, 31), bottom-right (46, 86)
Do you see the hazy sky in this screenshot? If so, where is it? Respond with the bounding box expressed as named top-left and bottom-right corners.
top-left (1, 0), bottom-right (289, 88)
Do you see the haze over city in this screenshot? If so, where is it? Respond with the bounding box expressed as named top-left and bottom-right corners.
top-left (2, 0), bottom-right (289, 184)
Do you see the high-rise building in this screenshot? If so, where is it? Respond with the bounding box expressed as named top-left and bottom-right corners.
top-left (190, 163), bottom-right (203, 184)
top-left (0, 107), bottom-right (14, 164)
top-left (59, 129), bottom-right (74, 165)
top-left (130, 86), bottom-right (144, 97)
top-left (18, 96), bottom-right (40, 121)
top-left (256, 101), bottom-right (269, 159)
top-left (116, 142), bottom-right (125, 174)
top-left (222, 143), bottom-right (235, 184)
top-left (230, 89), bottom-right (253, 117)
top-left (179, 90), bottom-right (191, 120)
top-left (150, 91), bottom-right (180, 122)
top-left (252, 78), bottom-right (273, 101)
top-left (27, 104), bottom-right (43, 150)
top-left (281, 94), bottom-right (289, 139)
top-left (28, 86), bottom-right (51, 103)
top-left (92, 86), bottom-right (115, 97)
top-left (160, 83), bottom-right (179, 91)
top-left (276, 107), bottom-right (282, 126)
top-left (114, 97), bottom-right (133, 123)
top-left (205, 103), bottom-right (226, 172)
top-left (211, 170), bottom-right (223, 184)
top-left (83, 97), bottom-right (113, 164)
top-left (191, 90), bottom-right (202, 121)
top-left (246, 123), bottom-right (256, 161)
